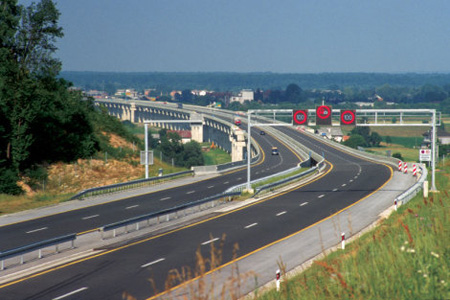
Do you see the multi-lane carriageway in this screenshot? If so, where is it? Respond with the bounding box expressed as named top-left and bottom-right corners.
top-left (0, 126), bottom-right (393, 300)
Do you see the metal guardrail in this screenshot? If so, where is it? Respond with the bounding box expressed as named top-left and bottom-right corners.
top-left (0, 233), bottom-right (76, 270)
top-left (395, 164), bottom-right (428, 207)
top-left (99, 191), bottom-right (241, 239)
top-left (71, 170), bottom-right (193, 200)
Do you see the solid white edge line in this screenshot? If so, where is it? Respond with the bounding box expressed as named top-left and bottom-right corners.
top-left (141, 258), bottom-right (165, 268)
top-left (245, 223), bottom-right (258, 229)
top-left (223, 181), bottom-right (229, 184)
top-left (26, 227), bottom-right (48, 234)
top-left (52, 287), bottom-right (88, 300)
top-left (201, 237), bottom-right (219, 245)
top-left (276, 211), bottom-right (287, 216)
top-left (82, 214), bottom-right (99, 220)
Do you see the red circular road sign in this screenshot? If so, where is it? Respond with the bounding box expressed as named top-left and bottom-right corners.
top-left (341, 110), bottom-right (356, 125)
top-left (293, 110), bottom-right (308, 125)
top-left (316, 105), bottom-right (331, 119)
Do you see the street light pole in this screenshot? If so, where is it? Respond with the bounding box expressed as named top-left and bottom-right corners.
top-left (145, 123), bottom-right (149, 179)
top-left (246, 111), bottom-right (252, 192)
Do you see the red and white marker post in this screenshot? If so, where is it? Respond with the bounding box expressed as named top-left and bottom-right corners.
top-left (276, 269), bottom-right (281, 291)
top-left (394, 199), bottom-right (398, 211)
top-left (398, 161), bottom-right (403, 172)
top-left (412, 164), bottom-right (417, 177)
top-left (403, 162), bottom-right (408, 174)
top-left (341, 232), bottom-right (345, 250)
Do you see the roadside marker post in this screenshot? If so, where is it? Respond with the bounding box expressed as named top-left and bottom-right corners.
top-left (412, 164), bottom-right (417, 177)
top-left (341, 232), bottom-right (345, 250)
top-left (398, 161), bottom-right (402, 172)
top-left (404, 162), bottom-right (408, 174)
top-left (276, 269), bottom-right (281, 291)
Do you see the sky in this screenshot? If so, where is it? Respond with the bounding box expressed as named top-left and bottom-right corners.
top-left (20, 0), bottom-right (450, 73)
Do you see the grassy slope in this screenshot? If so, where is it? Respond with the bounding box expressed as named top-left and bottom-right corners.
top-left (257, 162), bottom-right (449, 300)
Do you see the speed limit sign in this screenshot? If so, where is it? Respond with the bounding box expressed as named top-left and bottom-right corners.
top-left (340, 110), bottom-right (356, 125)
top-left (316, 105), bottom-right (332, 125)
top-left (293, 110), bottom-right (308, 125)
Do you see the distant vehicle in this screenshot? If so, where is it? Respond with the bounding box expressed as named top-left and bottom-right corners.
top-left (271, 146), bottom-right (279, 155)
top-left (234, 118), bottom-right (241, 126)
top-left (177, 103), bottom-right (183, 109)
top-left (260, 130), bottom-right (265, 135)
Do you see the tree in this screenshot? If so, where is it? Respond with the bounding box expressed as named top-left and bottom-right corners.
top-left (369, 132), bottom-right (382, 147)
top-left (343, 134), bottom-right (366, 149)
top-left (285, 83), bottom-right (303, 103)
top-left (182, 141), bottom-right (204, 168)
top-left (385, 136), bottom-right (392, 145)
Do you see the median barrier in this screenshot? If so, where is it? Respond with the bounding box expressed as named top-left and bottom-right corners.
top-left (0, 233), bottom-right (76, 270)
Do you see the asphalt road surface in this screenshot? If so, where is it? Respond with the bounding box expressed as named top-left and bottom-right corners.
top-left (0, 128), bottom-right (392, 300)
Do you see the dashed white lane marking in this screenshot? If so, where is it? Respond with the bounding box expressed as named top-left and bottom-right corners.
top-left (141, 258), bottom-right (165, 268)
top-left (186, 191), bottom-right (195, 194)
top-left (208, 185), bottom-right (214, 189)
top-left (349, 179), bottom-right (353, 182)
top-left (202, 237), bottom-right (219, 245)
top-left (126, 205), bottom-right (139, 209)
top-left (276, 211), bottom-right (287, 216)
top-left (354, 176), bottom-right (358, 179)
top-left (82, 214), bottom-right (99, 220)
top-left (300, 202), bottom-right (308, 206)
top-left (318, 194), bottom-right (325, 198)
top-left (223, 181), bottom-right (229, 184)
top-left (26, 227), bottom-right (48, 234)
top-left (237, 177), bottom-right (242, 180)
top-left (332, 188), bottom-right (338, 192)
top-left (52, 287), bottom-right (88, 300)
top-left (160, 197), bottom-right (171, 201)
top-left (342, 183), bottom-right (347, 187)
top-left (245, 223), bottom-right (258, 229)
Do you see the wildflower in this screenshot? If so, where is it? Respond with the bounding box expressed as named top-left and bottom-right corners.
top-left (423, 274), bottom-right (428, 278)
top-left (404, 241), bottom-right (409, 245)
top-left (431, 252), bottom-right (440, 258)
top-left (406, 248), bottom-right (415, 253)
top-left (400, 246), bottom-right (405, 251)
top-left (417, 270), bottom-right (422, 273)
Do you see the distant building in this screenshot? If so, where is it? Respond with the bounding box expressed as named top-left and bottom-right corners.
top-left (230, 89), bottom-right (254, 104)
top-left (115, 89), bottom-right (138, 99)
top-left (354, 102), bottom-right (374, 108)
top-left (167, 130), bottom-right (192, 144)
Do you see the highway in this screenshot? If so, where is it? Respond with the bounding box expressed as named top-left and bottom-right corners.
top-left (0, 127), bottom-right (392, 300)
top-left (0, 127), bottom-right (302, 252)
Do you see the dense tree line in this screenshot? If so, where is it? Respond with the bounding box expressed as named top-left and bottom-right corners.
top-left (0, 0), bottom-right (141, 195)
top-left (61, 71), bottom-right (450, 93)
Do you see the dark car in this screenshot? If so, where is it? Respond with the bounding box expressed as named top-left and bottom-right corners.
top-left (260, 130), bottom-right (265, 135)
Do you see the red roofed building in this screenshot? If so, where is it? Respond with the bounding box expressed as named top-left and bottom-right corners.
top-left (167, 130), bottom-right (192, 144)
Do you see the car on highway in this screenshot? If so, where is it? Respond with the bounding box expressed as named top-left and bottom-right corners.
top-left (234, 118), bottom-right (241, 126)
top-left (271, 146), bottom-right (279, 155)
top-left (260, 130), bottom-right (265, 135)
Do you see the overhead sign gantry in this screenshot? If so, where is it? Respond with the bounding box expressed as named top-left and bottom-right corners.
top-left (246, 108), bottom-right (439, 192)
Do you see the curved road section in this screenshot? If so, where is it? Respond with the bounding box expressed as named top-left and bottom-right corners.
top-left (0, 128), bottom-right (393, 300)
top-left (0, 127), bottom-right (301, 251)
